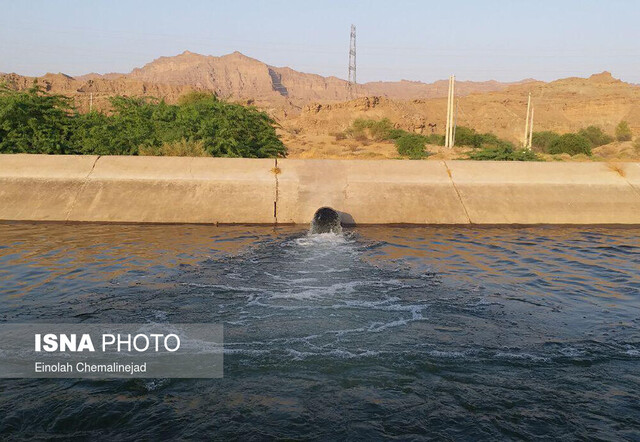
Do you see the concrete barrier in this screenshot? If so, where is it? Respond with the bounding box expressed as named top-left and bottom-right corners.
top-left (275, 159), bottom-right (469, 224)
top-left (1, 154), bottom-right (639, 225)
top-left (0, 155), bottom-right (99, 221)
top-left (0, 155), bottom-right (276, 224)
top-left (625, 163), bottom-right (640, 193)
top-left (445, 161), bottom-right (640, 224)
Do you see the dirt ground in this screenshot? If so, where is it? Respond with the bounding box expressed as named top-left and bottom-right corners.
top-left (280, 129), bottom-right (640, 162)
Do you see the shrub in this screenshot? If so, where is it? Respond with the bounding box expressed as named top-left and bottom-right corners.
top-left (467, 144), bottom-right (541, 161)
top-left (177, 91), bottom-right (217, 106)
top-left (139, 139), bottom-right (210, 157)
top-left (395, 134), bottom-right (429, 159)
top-left (353, 133), bottom-right (369, 143)
top-left (615, 120), bottom-right (633, 142)
top-left (577, 126), bottom-right (613, 147)
top-left (344, 118), bottom-right (432, 158)
top-left (531, 131), bottom-right (561, 151)
top-left (424, 133), bottom-right (445, 145)
top-left (368, 119), bottom-right (394, 141)
top-left (0, 86), bottom-right (286, 157)
top-left (453, 126), bottom-right (503, 148)
top-left (453, 126), bottom-right (482, 148)
top-left (548, 133), bottom-right (592, 156)
top-left (350, 118), bottom-right (394, 141)
top-left (0, 83), bottom-right (75, 154)
top-left (387, 128), bottom-right (407, 140)
top-left (331, 131), bottom-right (347, 141)
top-left (476, 132), bottom-right (502, 147)
top-left (634, 137), bottom-right (640, 152)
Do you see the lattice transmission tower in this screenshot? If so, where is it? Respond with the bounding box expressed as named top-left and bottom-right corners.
top-left (348, 24), bottom-right (357, 94)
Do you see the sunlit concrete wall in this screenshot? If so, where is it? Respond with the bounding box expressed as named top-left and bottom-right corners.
top-left (1, 154), bottom-right (639, 225)
top-left (0, 155), bottom-right (276, 223)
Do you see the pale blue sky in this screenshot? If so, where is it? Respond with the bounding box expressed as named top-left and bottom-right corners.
top-left (1, 0), bottom-right (638, 83)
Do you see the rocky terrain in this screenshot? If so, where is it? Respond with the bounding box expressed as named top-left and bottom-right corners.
top-left (282, 72), bottom-right (640, 159)
top-left (0, 51), bottom-right (532, 113)
top-left (2, 51), bottom-right (639, 160)
top-left (0, 72), bottom-right (197, 113)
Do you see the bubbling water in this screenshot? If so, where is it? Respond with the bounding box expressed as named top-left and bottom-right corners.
top-left (0, 224), bottom-right (639, 440)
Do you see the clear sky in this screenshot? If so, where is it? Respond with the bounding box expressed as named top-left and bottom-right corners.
top-left (1, 0), bottom-right (639, 84)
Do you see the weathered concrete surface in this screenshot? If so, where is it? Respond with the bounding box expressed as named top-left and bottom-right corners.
top-left (71, 156), bottom-right (276, 223)
top-left (0, 155), bottom-right (276, 223)
top-left (445, 161), bottom-right (640, 224)
top-left (624, 162), bottom-right (640, 194)
top-left (1, 155), bottom-right (640, 225)
top-left (276, 159), bottom-right (469, 224)
top-left (0, 155), bottom-right (99, 221)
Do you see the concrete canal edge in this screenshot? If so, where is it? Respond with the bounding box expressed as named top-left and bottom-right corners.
top-left (1, 154), bottom-right (639, 225)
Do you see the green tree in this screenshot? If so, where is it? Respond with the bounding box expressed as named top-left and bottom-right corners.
top-left (615, 120), bottom-right (632, 142)
top-left (395, 134), bottom-right (429, 159)
top-left (531, 131), bottom-right (561, 152)
top-left (548, 133), bottom-right (592, 156)
top-left (0, 87), bottom-right (286, 158)
top-left (577, 126), bottom-right (613, 147)
top-left (0, 83), bottom-right (75, 154)
top-left (453, 126), bottom-right (482, 148)
top-left (453, 126), bottom-right (502, 148)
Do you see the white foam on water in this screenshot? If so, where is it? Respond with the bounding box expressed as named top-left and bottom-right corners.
top-left (182, 282), bottom-right (259, 293)
top-left (223, 348), bottom-right (271, 356)
top-left (495, 352), bottom-right (550, 362)
top-left (367, 318), bottom-right (409, 332)
top-left (337, 299), bottom-right (428, 315)
top-left (624, 346), bottom-right (639, 357)
top-left (295, 268), bottom-right (352, 274)
top-left (151, 310), bottom-right (168, 321)
top-left (267, 280), bottom-right (368, 300)
top-left (293, 232), bottom-right (353, 248)
top-left (263, 272), bottom-right (318, 284)
top-left (559, 347), bottom-right (585, 357)
top-left (144, 379), bottom-right (170, 391)
top-left (428, 350), bottom-right (467, 358)
top-left (286, 348), bottom-right (380, 360)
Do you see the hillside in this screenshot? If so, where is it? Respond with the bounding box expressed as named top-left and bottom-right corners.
top-left (0, 72), bottom-right (198, 113)
top-left (1, 51), bottom-right (529, 113)
top-left (2, 52), bottom-right (640, 161)
top-left (283, 72), bottom-right (640, 152)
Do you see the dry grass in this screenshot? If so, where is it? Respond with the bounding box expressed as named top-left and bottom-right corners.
top-left (280, 127), bottom-right (640, 162)
top-left (139, 139), bottom-right (210, 157)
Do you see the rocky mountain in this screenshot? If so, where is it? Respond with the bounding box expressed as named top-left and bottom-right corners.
top-left (1, 51), bottom-right (533, 113)
top-left (82, 51), bottom-right (364, 109)
top-left (2, 52), bottom-right (639, 146)
top-left (0, 72), bottom-right (198, 113)
top-left (114, 51), bottom-right (531, 104)
top-left (363, 78), bottom-right (534, 100)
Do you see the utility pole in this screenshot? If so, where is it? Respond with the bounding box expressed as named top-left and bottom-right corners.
top-left (445, 76), bottom-right (451, 148)
top-left (89, 92), bottom-right (93, 112)
top-left (528, 107), bottom-right (534, 149)
top-left (348, 24), bottom-right (357, 97)
top-left (523, 92), bottom-right (531, 148)
top-left (453, 98), bottom-right (459, 148)
top-left (445, 75), bottom-right (455, 148)
top-left (450, 76), bottom-right (455, 147)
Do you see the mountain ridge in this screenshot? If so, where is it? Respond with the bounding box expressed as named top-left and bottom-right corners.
top-left (1, 51), bottom-right (536, 110)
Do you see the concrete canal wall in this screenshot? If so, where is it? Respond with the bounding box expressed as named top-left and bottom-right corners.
top-left (1, 154), bottom-right (639, 225)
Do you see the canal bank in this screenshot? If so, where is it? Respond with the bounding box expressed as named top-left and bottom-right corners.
top-left (1, 154), bottom-right (639, 225)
